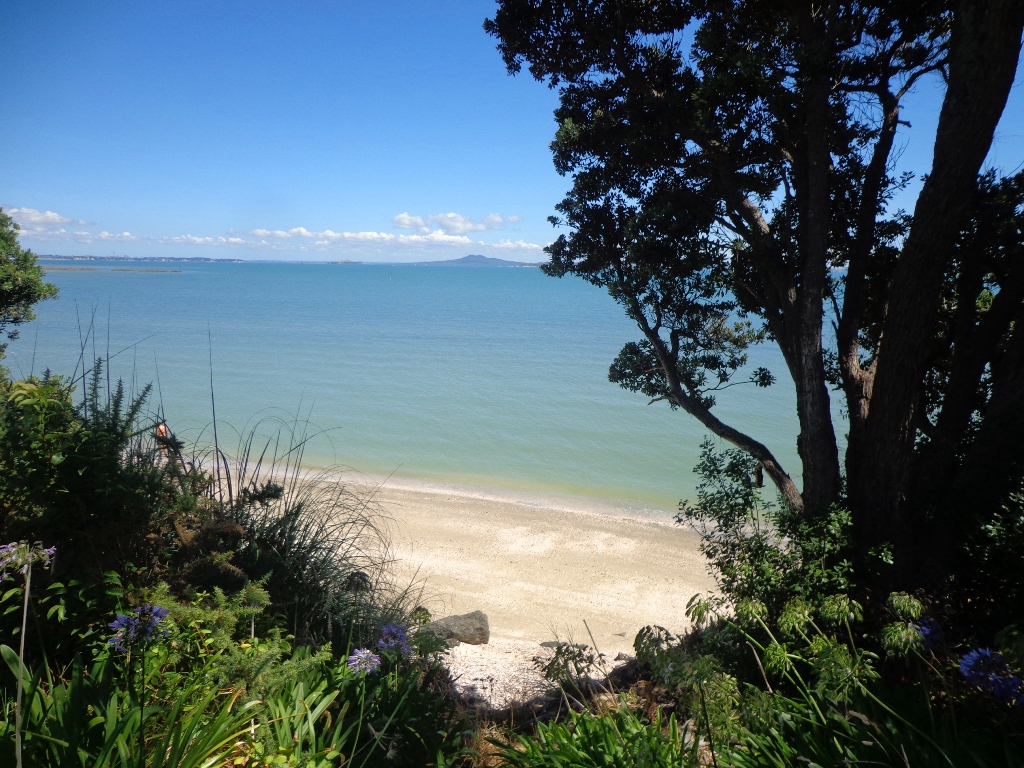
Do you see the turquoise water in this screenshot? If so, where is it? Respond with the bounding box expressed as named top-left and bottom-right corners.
top-left (10, 260), bottom-right (811, 513)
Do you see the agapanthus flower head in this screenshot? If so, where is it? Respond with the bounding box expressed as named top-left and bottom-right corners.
top-left (108, 604), bottom-right (170, 653)
top-left (914, 618), bottom-right (943, 649)
top-left (347, 648), bottom-right (382, 674)
top-left (0, 541), bottom-right (56, 577)
top-left (377, 624), bottom-right (412, 655)
top-left (959, 648), bottom-right (1024, 706)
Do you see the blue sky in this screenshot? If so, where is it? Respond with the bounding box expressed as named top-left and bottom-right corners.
top-left (2, 2), bottom-right (1022, 262)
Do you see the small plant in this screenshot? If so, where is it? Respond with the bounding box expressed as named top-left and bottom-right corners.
top-left (495, 700), bottom-right (689, 768)
top-left (251, 624), bottom-right (466, 767)
top-left (534, 641), bottom-right (600, 701)
top-left (0, 540), bottom-right (55, 768)
top-left (107, 604), bottom-right (171, 768)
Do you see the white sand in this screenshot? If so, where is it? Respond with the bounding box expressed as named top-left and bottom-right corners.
top-left (372, 481), bottom-right (716, 660)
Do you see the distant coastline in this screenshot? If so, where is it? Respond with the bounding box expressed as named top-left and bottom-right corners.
top-left (39, 255), bottom-right (246, 264)
top-left (37, 253), bottom-right (543, 267)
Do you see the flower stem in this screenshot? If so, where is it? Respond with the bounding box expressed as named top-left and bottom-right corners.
top-left (139, 648), bottom-right (146, 768)
top-left (15, 563), bottom-right (32, 768)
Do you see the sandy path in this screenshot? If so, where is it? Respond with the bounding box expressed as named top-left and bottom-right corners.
top-left (374, 483), bottom-right (716, 658)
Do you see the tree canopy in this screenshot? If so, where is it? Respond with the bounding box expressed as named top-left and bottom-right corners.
top-left (0, 208), bottom-right (58, 366)
top-left (486, 0), bottom-right (1024, 600)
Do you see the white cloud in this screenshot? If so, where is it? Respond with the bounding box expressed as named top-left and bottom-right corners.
top-left (430, 212), bottom-right (502, 235)
top-left (393, 212), bottom-right (523, 236)
top-left (4, 206), bottom-right (145, 245)
top-left (492, 239), bottom-right (546, 251)
top-left (9, 207), bottom-right (71, 227)
top-left (6, 204), bottom-right (544, 260)
top-left (93, 231), bottom-right (137, 242)
top-left (344, 231), bottom-right (395, 241)
top-left (392, 212), bottom-right (427, 231)
top-left (242, 221), bottom-right (540, 254)
top-left (26, 228), bottom-right (136, 243)
top-left (251, 228), bottom-right (299, 238)
top-left (7, 206), bottom-right (87, 231)
top-left (163, 234), bottom-right (214, 245)
top-left (250, 227), bottom-right (396, 243)
top-left (396, 229), bottom-right (473, 245)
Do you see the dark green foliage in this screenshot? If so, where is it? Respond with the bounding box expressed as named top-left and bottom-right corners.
top-left (0, 366), bottom-right (169, 578)
top-left (0, 631), bottom-right (466, 767)
top-left (0, 572), bottom-right (125, 673)
top-left (678, 438), bottom-right (853, 616)
top-left (949, 488), bottom-right (1024, 642)
top-left (0, 643), bottom-right (258, 768)
top-left (628, 594), bottom-right (1024, 767)
top-left (495, 703), bottom-right (689, 768)
top-left (1, 357), bottom-right (417, 663)
top-left (0, 209), bottom-right (57, 368)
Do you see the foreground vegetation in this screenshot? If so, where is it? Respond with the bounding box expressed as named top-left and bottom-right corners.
top-left (0, 361), bottom-right (472, 766)
top-left (2, 362), bottom-right (1021, 766)
top-left (3, 0), bottom-right (1024, 760)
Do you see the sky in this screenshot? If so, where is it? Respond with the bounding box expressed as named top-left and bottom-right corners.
top-left (2, 2), bottom-right (1022, 263)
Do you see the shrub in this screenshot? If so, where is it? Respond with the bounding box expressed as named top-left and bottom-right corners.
top-left (192, 416), bottom-right (418, 649)
top-left (629, 594), bottom-right (1024, 767)
top-left (677, 438), bottom-right (854, 619)
top-left (495, 701), bottom-right (689, 768)
top-left (1, 604), bottom-right (468, 767)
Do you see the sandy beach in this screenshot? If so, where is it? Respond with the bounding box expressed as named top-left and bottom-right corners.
top-left (373, 480), bottom-right (716, 658)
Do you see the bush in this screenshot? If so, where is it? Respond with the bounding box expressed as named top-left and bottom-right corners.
top-left (626, 593), bottom-right (1024, 767)
top-left (0, 367), bottom-right (173, 580)
top-left (677, 438), bottom-right (854, 619)
top-left (495, 702), bottom-right (689, 768)
top-left (1, 600), bottom-right (468, 767)
top-left (182, 414), bottom-right (419, 649)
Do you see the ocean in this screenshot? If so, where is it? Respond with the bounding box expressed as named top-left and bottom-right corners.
top-left (10, 260), bottom-right (815, 515)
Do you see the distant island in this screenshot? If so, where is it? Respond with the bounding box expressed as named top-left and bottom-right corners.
top-left (407, 254), bottom-right (540, 267)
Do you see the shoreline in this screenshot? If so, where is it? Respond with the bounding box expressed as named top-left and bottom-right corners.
top-left (310, 464), bottom-right (684, 524)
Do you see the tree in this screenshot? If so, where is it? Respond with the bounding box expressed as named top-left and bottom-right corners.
top-left (485, 1), bottom-right (1024, 594)
top-left (0, 208), bottom-right (58, 367)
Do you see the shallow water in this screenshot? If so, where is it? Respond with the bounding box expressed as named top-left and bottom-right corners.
top-left (12, 260), bottom-right (819, 514)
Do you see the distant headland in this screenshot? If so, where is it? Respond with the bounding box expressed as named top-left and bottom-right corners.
top-left (406, 254), bottom-right (540, 267)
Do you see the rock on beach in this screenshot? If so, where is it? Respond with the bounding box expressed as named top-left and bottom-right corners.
top-left (420, 610), bottom-right (490, 645)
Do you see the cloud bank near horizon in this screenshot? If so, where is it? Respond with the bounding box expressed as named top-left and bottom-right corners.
top-left (4, 205), bottom-right (548, 260)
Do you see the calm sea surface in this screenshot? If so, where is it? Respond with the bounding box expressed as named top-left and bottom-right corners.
top-left (11, 260), bottom-right (815, 514)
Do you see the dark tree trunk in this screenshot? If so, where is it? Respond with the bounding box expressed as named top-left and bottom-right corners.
top-left (793, 51), bottom-right (841, 514)
top-left (849, 0), bottom-right (1024, 578)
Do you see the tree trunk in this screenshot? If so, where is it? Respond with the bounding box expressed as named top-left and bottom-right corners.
top-left (849, 0), bottom-right (1024, 577)
top-left (793, 55), bottom-right (841, 514)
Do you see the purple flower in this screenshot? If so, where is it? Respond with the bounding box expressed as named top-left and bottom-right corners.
top-left (914, 619), bottom-right (943, 649)
top-left (959, 648), bottom-right (1023, 706)
top-left (108, 604), bottom-right (170, 653)
top-left (346, 648), bottom-right (381, 674)
top-left (0, 542), bottom-right (56, 577)
top-left (377, 624), bottom-right (412, 655)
